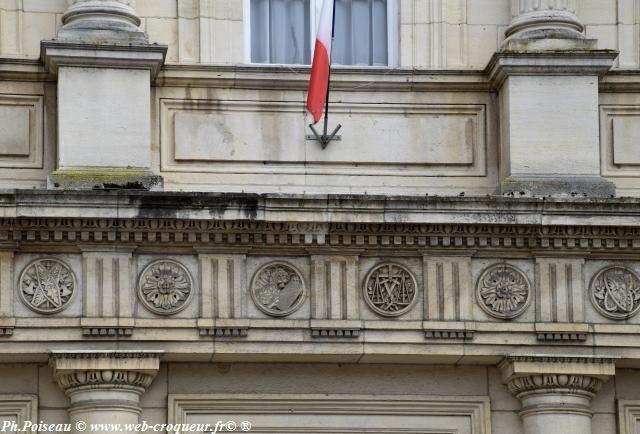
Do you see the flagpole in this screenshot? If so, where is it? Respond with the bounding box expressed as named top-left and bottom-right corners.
top-left (307, 0), bottom-right (341, 149)
top-left (322, 0), bottom-right (336, 137)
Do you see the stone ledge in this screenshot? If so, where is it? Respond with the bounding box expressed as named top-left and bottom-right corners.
top-left (501, 176), bottom-right (616, 198)
top-left (48, 169), bottom-right (163, 191)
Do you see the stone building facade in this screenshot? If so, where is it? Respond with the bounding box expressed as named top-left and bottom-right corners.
top-left (2, 0), bottom-right (640, 433)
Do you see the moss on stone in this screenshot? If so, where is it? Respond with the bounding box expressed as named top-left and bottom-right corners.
top-left (49, 169), bottom-right (162, 191)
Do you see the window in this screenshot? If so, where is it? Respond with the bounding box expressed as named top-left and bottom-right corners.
top-left (245, 0), bottom-right (397, 66)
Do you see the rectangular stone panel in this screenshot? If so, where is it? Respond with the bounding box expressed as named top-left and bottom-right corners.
top-left (0, 95), bottom-right (43, 168)
top-left (0, 105), bottom-right (29, 156)
top-left (0, 395), bottom-right (37, 429)
top-left (168, 394), bottom-right (491, 434)
top-left (162, 99), bottom-right (486, 176)
top-left (613, 116), bottom-right (640, 165)
top-left (600, 105), bottom-right (640, 176)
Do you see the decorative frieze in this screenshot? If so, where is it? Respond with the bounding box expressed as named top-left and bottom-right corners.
top-left (19, 258), bottom-right (76, 314)
top-left (476, 264), bottom-right (531, 319)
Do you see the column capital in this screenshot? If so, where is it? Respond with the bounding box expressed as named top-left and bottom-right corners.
top-left (50, 351), bottom-right (161, 395)
top-left (499, 355), bottom-right (616, 385)
top-left (499, 354), bottom-right (616, 433)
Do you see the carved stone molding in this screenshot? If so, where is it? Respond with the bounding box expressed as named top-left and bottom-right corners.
top-left (507, 373), bottom-right (603, 399)
top-left (56, 369), bottom-right (155, 392)
top-left (50, 351), bottom-right (161, 426)
top-left (19, 258), bottom-right (76, 315)
top-left (500, 355), bottom-right (616, 434)
top-left (363, 263), bottom-right (418, 317)
top-left (250, 262), bottom-right (306, 317)
top-left (476, 264), bottom-right (531, 319)
top-left (137, 259), bottom-right (194, 315)
top-left (590, 266), bottom-right (640, 320)
top-left (3, 217), bottom-right (640, 253)
top-left (50, 351), bottom-right (160, 392)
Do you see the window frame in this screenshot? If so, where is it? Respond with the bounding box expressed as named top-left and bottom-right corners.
top-left (243, 0), bottom-right (398, 67)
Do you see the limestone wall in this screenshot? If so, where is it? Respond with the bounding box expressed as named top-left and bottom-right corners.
top-left (2, 361), bottom-right (638, 434)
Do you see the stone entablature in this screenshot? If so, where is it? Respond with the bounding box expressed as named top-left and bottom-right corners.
top-left (0, 191), bottom-right (638, 363)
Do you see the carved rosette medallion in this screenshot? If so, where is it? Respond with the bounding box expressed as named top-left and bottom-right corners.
top-left (19, 258), bottom-right (76, 314)
top-left (363, 263), bottom-right (418, 317)
top-left (476, 264), bottom-right (531, 319)
top-left (137, 260), bottom-right (194, 315)
top-left (250, 262), bottom-right (306, 317)
top-left (590, 266), bottom-right (640, 319)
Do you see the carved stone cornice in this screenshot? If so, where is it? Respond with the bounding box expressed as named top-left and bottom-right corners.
top-left (2, 192), bottom-right (640, 252)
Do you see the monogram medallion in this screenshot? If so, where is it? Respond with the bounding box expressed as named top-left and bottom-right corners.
top-left (19, 258), bottom-right (76, 314)
top-left (590, 266), bottom-right (640, 320)
top-left (250, 262), bottom-right (306, 317)
top-left (363, 263), bottom-right (418, 317)
top-left (137, 260), bottom-right (194, 315)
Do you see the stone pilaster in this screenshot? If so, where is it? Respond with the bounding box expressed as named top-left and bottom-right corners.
top-left (50, 351), bottom-right (161, 434)
top-left (500, 355), bottom-right (615, 434)
top-left (489, 0), bottom-right (618, 198)
top-left (41, 0), bottom-right (166, 191)
top-left (504, 0), bottom-right (592, 50)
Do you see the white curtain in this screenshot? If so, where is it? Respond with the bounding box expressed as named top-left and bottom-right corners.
top-left (333, 0), bottom-right (388, 66)
top-left (251, 0), bottom-right (310, 64)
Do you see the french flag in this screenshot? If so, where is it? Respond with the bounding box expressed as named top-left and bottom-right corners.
top-left (306, 0), bottom-right (334, 124)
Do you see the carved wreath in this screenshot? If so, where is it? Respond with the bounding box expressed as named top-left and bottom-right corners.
top-left (476, 264), bottom-right (531, 319)
top-left (137, 260), bottom-right (194, 315)
top-left (590, 266), bottom-right (640, 320)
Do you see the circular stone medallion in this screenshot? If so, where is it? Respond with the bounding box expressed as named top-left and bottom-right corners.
top-left (590, 266), bottom-right (640, 320)
top-left (137, 260), bottom-right (194, 315)
top-left (476, 264), bottom-right (531, 319)
top-left (363, 263), bottom-right (418, 317)
top-left (250, 262), bottom-right (306, 317)
top-left (19, 258), bottom-right (76, 314)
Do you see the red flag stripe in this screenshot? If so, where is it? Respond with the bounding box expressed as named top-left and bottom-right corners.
top-left (306, 0), bottom-right (334, 124)
top-left (306, 40), bottom-right (330, 124)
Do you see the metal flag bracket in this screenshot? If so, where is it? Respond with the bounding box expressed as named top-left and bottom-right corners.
top-left (306, 120), bottom-right (342, 149)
